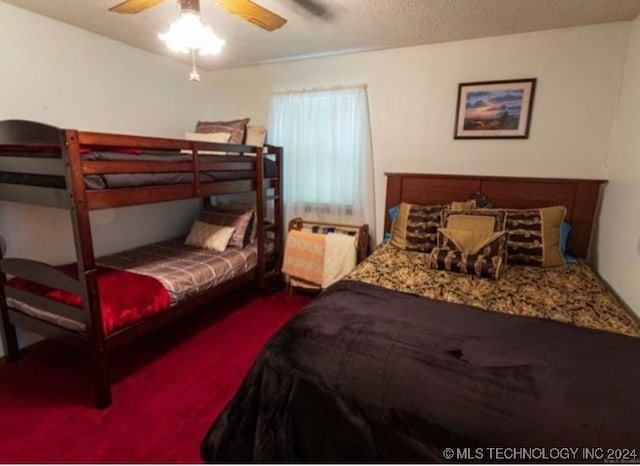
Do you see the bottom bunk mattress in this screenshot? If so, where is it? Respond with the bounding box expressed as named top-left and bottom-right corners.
top-left (201, 280), bottom-right (640, 462)
top-left (6, 240), bottom-right (258, 335)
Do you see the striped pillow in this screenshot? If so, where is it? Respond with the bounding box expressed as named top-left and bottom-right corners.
top-left (195, 118), bottom-right (250, 145)
top-left (390, 202), bottom-right (448, 253)
top-left (503, 206), bottom-right (566, 267)
top-left (199, 209), bottom-right (254, 248)
top-left (430, 230), bottom-right (507, 279)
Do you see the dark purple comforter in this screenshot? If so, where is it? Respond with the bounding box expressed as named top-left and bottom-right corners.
top-left (201, 281), bottom-right (640, 462)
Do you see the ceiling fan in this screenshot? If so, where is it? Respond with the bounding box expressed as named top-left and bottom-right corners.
top-left (109, 0), bottom-right (288, 32)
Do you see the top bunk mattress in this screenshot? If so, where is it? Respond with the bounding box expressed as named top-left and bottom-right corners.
top-left (0, 151), bottom-right (278, 190)
top-left (347, 243), bottom-right (640, 338)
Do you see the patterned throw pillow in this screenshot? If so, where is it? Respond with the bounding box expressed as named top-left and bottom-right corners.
top-left (390, 202), bottom-right (448, 253)
top-left (199, 209), bottom-right (254, 248)
top-left (195, 118), bottom-right (250, 145)
top-left (430, 230), bottom-right (507, 279)
top-left (503, 206), bottom-right (567, 267)
top-left (185, 222), bottom-right (235, 252)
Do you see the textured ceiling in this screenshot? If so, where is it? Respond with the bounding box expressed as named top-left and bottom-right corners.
top-left (3, 0), bottom-right (640, 70)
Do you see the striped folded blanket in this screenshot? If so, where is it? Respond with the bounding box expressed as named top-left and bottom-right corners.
top-left (282, 230), bottom-right (326, 286)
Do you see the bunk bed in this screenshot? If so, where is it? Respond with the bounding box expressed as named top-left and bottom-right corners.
top-left (0, 119), bottom-right (283, 408)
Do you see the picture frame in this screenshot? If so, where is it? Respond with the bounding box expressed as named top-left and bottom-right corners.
top-left (454, 78), bottom-right (537, 139)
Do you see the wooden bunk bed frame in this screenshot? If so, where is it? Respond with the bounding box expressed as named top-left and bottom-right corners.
top-left (0, 119), bottom-right (283, 408)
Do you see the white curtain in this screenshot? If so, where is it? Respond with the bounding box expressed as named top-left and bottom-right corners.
top-left (268, 86), bottom-right (376, 239)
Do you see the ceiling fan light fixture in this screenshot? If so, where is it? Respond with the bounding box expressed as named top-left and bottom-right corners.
top-left (158, 11), bottom-right (225, 55)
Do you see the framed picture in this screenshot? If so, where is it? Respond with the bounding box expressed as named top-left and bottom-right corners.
top-left (454, 78), bottom-right (537, 139)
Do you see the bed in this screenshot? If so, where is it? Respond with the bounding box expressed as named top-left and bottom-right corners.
top-left (201, 173), bottom-right (640, 462)
top-left (0, 119), bottom-right (284, 408)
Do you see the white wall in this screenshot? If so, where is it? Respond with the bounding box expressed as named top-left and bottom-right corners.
top-left (0, 3), bottom-right (211, 355)
top-left (204, 23), bottom-right (631, 243)
top-left (597, 16), bottom-right (640, 315)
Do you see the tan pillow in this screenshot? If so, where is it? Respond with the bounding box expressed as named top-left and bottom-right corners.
top-left (195, 118), bottom-right (250, 144)
top-left (185, 131), bottom-right (230, 143)
top-left (442, 209), bottom-right (506, 232)
top-left (451, 200), bottom-right (476, 211)
top-left (183, 132), bottom-right (230, 155)
top-left (246, 125), bottom-right (267, 147)
top-left (438, 228), bottom-right (505, 255)
top-left (446, 214), bottom-right (495, 232)
top-left (185, 221), bottom-right (235, 252)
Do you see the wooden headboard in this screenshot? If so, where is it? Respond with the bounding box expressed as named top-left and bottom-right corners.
top-left (384, 173), bottom-right (606, 259)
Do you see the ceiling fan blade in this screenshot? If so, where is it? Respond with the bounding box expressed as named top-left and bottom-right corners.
top-left (213, 0), bottom-right (287, 31)
top-left (109, 0), bottom-right (167, 14)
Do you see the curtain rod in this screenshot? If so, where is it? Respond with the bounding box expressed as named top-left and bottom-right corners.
top-left (273, 83), bottom-right (368, 95)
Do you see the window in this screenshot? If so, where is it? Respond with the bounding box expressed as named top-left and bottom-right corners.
top-left (268, 86), bottom-right (375, 232)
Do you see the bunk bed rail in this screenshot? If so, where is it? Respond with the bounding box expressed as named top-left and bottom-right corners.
top-left (0, 258), bottom-right (87, 323)
top-left (0, 119), bottom-right (281, 210)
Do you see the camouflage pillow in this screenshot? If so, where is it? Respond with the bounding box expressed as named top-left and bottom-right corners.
top-left (390, 202), bottom-right (448, 253)
top-left (503, 206), bottom-right (566, 267)
top-left (430, 230), bottom-right (507, 280)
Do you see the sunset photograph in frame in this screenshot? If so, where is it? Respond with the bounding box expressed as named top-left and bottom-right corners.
top-left (454, 78), bottom-right (537, 139)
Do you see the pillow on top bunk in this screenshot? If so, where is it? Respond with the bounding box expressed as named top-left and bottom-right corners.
top-left (185, 132), bottom-right (230, 143)
top-left (200, 208), bottom-right (254, 248)
top-left (185, 221), bottom-right (235, 252)
top-left (245, 125), bottom-right (267, 150)
top-left (183, 132), bottom-right (231, 155)
top-left (195, 118), bottom-right (250, 145)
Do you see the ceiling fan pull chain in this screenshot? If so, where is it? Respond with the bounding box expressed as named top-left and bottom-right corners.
top-left (190, 49), bottom-right (201, 82)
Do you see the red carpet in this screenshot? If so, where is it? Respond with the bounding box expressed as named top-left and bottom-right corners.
top-left (0, 290), bottom-right (311, 463)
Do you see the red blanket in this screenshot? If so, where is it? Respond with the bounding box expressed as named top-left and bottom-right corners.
top-left (8, 264), bottom-right (171, 335)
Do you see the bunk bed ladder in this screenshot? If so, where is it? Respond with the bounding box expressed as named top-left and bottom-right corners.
top-left (255, 147), bottom-right (266, 288)
top-left (270, 146), bottom-right (284, 275)
top-left (255, 145), bottom-right (283, 289)
top-left (62, 130), bottom-right (111, 409)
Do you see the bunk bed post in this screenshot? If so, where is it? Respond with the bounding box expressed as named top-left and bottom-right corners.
top-left (61, 130), bottom-right (111, 408)
top-left (273, 147), bottom-right (284, 272)
top-left (0, 244), bottom-right (20, 362)
top-left (255, 146), bottom-right (266, 288)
